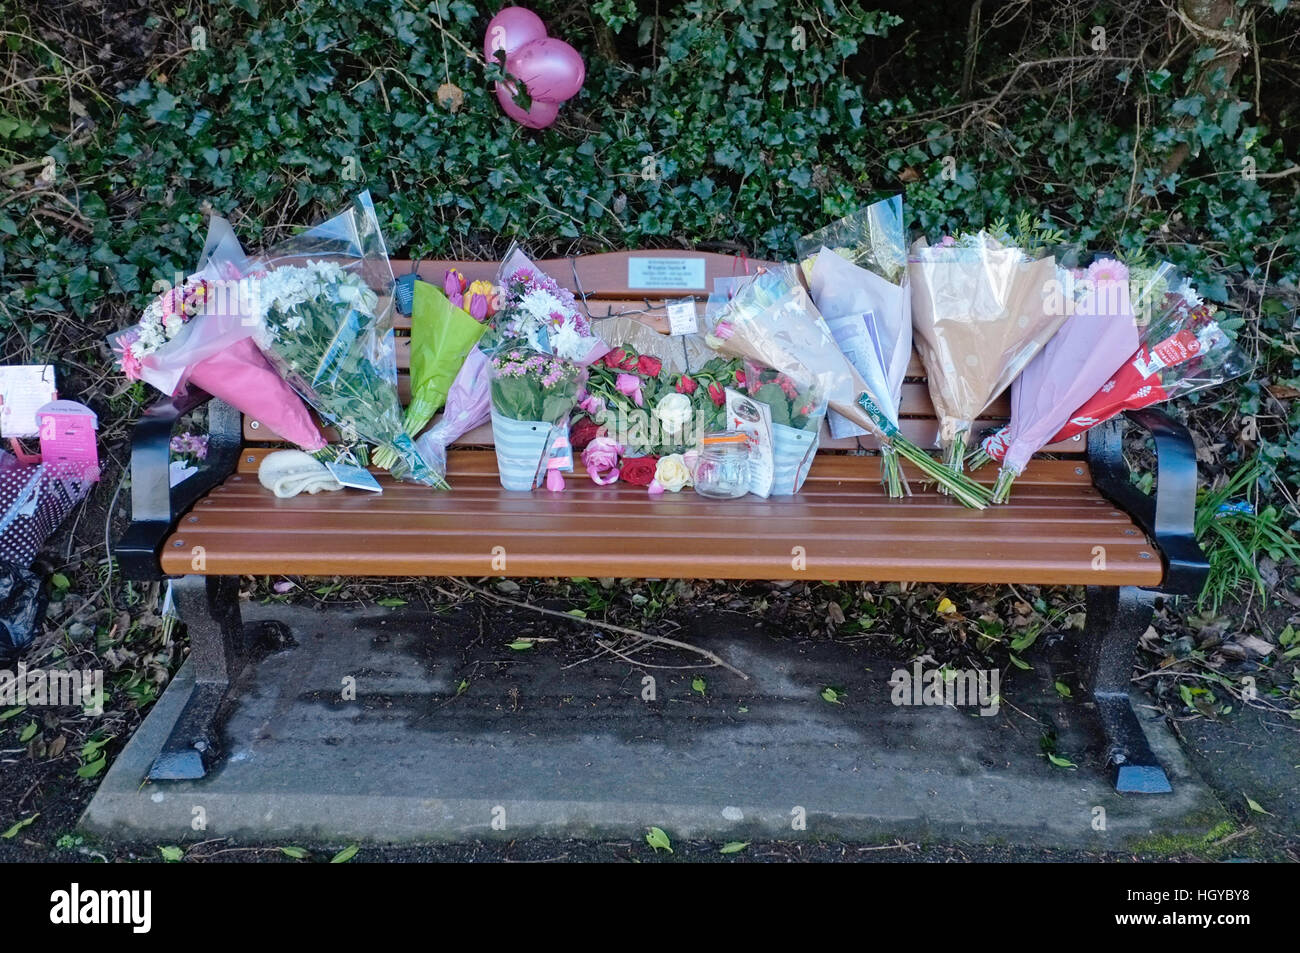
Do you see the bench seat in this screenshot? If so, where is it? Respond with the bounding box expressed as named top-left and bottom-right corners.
top-left (160, 448), bottom-right (1161, 586)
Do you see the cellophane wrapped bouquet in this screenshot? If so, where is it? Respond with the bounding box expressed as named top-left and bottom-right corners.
top-left (799, 195), bottom-right (912, 496)
top-left (908, 231), bottom-right (1068, 487)
top-left (966, 257), bottom-right (1140, 502)
top-left (242, 192), bottom-right (438, 485)
top-left (711, 266), bottom-right (991, 508)
top-left (1048, 265), bottom-right (1249, 443)
top-left (108, 220), bottom-right (325, 452)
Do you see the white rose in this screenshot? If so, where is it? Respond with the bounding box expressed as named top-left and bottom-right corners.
top-left (655, 453), bottom-right (692, 492)
top-left (654, 392), bottom-right (694, 436)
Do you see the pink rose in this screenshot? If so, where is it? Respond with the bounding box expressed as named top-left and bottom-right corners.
top-left (615, 373), bottom-right (644, 407)
top-left (582, 436), bottom-right (623, 485)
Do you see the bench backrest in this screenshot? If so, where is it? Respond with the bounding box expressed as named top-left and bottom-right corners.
top-left (240, 251), bottom-right (1087, 456)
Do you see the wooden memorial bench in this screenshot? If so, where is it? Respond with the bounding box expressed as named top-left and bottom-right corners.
top-left (117, 250), bottom-right (1209, 793)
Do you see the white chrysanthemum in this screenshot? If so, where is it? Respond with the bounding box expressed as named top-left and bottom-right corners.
top-left (521, 288), bottom-right (566, 324)
top-left (551, 322), bottom-right (587, 361)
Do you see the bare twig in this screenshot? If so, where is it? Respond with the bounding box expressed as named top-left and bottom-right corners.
top-left (444, 580), bottom-right (750, 680)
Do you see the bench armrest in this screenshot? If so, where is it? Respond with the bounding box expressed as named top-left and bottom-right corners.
top-left (115, 393), bottom-right (242, 580)
top-left (1087, 408), bottom-right (1209, 597)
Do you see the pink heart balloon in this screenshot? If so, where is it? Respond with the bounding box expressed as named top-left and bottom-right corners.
top-left (505, 37), bottom-right (585, 104)
top-left (495, 82), bottom-right (561, 130)
top-left (483, 6), bottom-right (548, 65)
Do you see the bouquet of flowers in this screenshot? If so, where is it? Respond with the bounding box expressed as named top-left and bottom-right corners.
top-left (580, 345), bottom-right (739, 454)
top-left (482, 244), bottom-right (608, 365)
top-left (908, 231), bottom-right (1067, 482)
top-left (967, 257), bottom-right (1141, 502)
top-left (1048, 271), bottom-right (1249, 444)
top-left (736, 360), bottom-right (827, 495)
top-left (109, 248), bottom-right (325, 452)
top-left (370, 279), bottom-right (486, 471)
top-left (711, 267), bottom-right (991, 508)
top-left (489, 345), bottom-right (584, 491)
top-left (801, 195), bottom-right (912, 496)
top-left (243, 193), bottom-right (438, 485)
top-left (413, 346), bottom-right (493, 486)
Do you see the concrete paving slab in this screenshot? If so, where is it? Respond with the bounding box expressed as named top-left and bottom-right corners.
top-left (82, 603), bottom-right (1226, 847)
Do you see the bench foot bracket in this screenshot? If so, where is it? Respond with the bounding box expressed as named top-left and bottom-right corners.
top-left (149, 575), bottom-right (246, 781)
top-left (1079, 586), bottom-right (1172, 795)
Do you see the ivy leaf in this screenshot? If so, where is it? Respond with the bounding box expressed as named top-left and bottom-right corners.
top-left (691, 676), bottom-right (706, 696)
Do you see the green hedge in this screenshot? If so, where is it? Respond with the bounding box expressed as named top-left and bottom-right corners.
top-left (3, 0), bottom-right (1298, 483)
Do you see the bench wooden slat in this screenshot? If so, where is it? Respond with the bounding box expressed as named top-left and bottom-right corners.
top-left (164, 450), bottom-right (1158, 585)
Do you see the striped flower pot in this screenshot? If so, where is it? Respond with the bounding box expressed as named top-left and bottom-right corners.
top-left (490, 411), bottom-right (553, 491)
top-left (770, 421), bottom-right (821, 496)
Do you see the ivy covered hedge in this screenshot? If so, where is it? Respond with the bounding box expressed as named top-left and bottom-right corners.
top-left (2, 0), bottom-right (1298, 483)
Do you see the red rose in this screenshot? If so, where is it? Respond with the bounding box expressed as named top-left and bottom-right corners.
top-left (675, 374), bottom-right (697, 395)
top-left (621, 353), bottom-right (640, 371)
top-left (604, 348), bottom-right (628, 369)
top-left (619, 456), bottom-right (659, 486)
top-left (707, 382), bottom-right (725, 406)
top-left (637, 355), bottom-right (663, 377)
top-left (569, 416), bottom-right (604, 452)
top-left (734, 369), bottom-right (746, 387)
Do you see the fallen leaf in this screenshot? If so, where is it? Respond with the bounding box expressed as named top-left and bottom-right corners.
top-left (935, 597), bottom-right (956, 615)
top-left (1234, 635), bottom-right (1276, 658)
top-left (436, 82), bottom-right (465, 112)
top-left (1, 814), bottom-right (38, 838)
top-left (719, 841), bottom-right (749, 854)
top-left (331, 844), bottom-right (359, 863)
top-left (1265, 383), bottom-right (1300, 401)
top-left (645, 827), bottom-right (673, 853)
top-left (1244, 793), bottom-right (1274, 816)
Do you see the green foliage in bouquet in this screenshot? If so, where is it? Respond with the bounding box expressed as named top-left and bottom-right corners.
top-left (582, 345), bottom-right (743, 455)
top-left (489, 344), bottom-right (582, 423)
top-left (740, 362), bottom-right (822, 431)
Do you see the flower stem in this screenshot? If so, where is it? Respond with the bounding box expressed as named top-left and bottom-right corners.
top-left (889, 436), bottom-right (991, 509)
top-left (936, 432), bottom-right (968, 497)
top-left (879, 445), bottom-right (910, 498)
top-left (991, 466), bottom-right (1016, 504)
top-left (965, 445), bottom-right (993, 472)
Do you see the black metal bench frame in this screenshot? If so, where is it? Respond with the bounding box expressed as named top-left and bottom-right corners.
top-left (116, 393), bottom-right (1209, 793)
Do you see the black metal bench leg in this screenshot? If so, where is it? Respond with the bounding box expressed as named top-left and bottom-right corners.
top-left (1078, 585), bottom-right (1172, 794)
top-left (148, 575), bottom-right (246, 781)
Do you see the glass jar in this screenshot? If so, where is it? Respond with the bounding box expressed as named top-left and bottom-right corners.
top-left (693, 431), bottom-right (751, 499)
